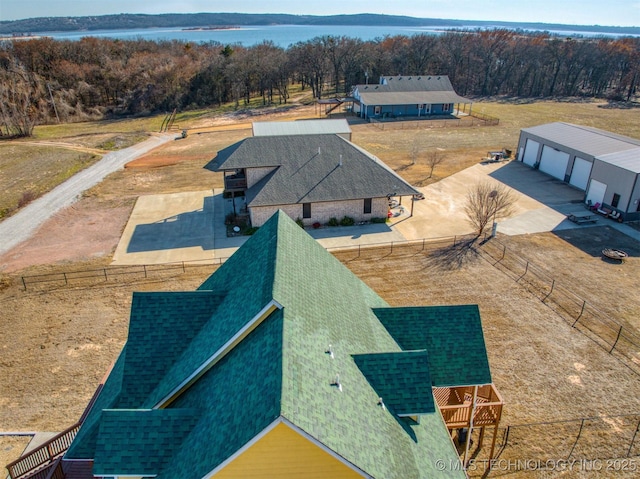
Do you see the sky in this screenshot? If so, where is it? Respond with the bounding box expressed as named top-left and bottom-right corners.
top-left (1, 0), bottom-right (639, 27)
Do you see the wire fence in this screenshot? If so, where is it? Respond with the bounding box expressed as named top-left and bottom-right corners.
top-left (19, 258), bottom-right (229, 291)
top-left (20, 234), bottom-right (478, 291)
top-left (370, 114), bottom-right (499, 130)
top-left (478, 236), bottom-right (640, 375)
top-left (466, 413), bottom-right (640, 476)
top-left (18, 233), bottom-right (640, 375)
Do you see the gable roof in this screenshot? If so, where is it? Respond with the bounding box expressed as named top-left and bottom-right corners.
top-left (521, 122), bottom-right (640, 159)
top-left (354, 75), bottom-right (470, 105)
top-left (253, 119), bottom-right (351, 137)
top-left (373, 305), bottom-right (492, 387)
top-left (67, 211), bottom-right (473, 479)
top-left (211, 134), bottom-right (418, 206)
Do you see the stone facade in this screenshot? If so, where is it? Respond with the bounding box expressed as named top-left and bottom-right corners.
top-left (249, 197), bottom-right (389, 227)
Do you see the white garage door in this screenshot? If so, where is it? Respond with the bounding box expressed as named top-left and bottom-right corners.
top-left (586, 179), bottom-right (607, 206)
top-left (539, 145), bottom-right (570, 180)
top-left (569, 157), bottom-right (592, 190)
top-left (522, 139), bottom-right (539, 167)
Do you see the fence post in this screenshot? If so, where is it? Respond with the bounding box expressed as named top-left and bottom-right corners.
top-left (422, 238), bottom-right (425, 251)
top-left (627, 418), bottom-right (640, 457)
top-left (566, 418), bottom-right (585, 460)
top-left (453, 235), bottom-right (457, 247)
top-left (502, 245), bottom-right (506, 260)
top-left (22, 276), bottom-right (27, 291)
top-left (390, 242), bottom-right (393, 254)
top-left (573, 301), bottom-right (586, 327)
top-left (518, 261), bottom-right (529, 281)
top-left (610, 326), bottom-right (623, 353)
top-left (542, 279), bottom-right (556, 302)
top-left (63, 272), bottom-right (68, 285)
top-left (182, 261), bottom-right (185, 273)
top-left (143, 265), bottom-right (147, 278)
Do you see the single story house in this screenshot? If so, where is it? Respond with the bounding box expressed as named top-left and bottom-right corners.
top-left (62, 211), bottom-right (501, 479)
top-left (517, 122), bottom-right (640, 221)
top-left (351, 75), bottom-right (472, 120)
top-left (253, 118), bottom-right (352, 141)
top-left (209, 132), bottom-right (419, 227)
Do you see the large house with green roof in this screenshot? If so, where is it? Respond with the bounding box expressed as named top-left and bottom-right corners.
top-left (58, 211), bottom-right (502, 479)
top-left (209, 132), bottom-right (419, 227)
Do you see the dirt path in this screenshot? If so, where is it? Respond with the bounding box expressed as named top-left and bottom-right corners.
top-left (0, 134), bottom-right (173, 257)
top-left (4, 140), bottom-right (108, 156)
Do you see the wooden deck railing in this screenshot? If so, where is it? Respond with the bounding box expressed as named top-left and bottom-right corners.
top-left (434, 384), bottom-right (504, 429)
top-left (6, 424), bottom-right (80, 479)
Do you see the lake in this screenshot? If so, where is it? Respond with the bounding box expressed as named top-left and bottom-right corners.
top-left (39, 24), bottom-right (638, 47)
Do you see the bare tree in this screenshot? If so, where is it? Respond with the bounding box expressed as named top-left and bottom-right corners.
top-left (426, 150), bottom-right (445, 178)
top-left (464, 182), bottom-right (515, 237)
top-left (409, 140), bottom-right (421, 166)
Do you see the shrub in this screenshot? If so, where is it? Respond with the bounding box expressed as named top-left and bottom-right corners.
top-left (296, 217), bottom-right (304, 228)
top-left (312, 222), bottom-right (321, 229)
top-left (340, 216), bottom-right (355, 226)
top-left (244, 226), bottom-right (259, 235)
top-left (371, 217), bottom-right (388, 223)
top-left (327, 217), bottom-right (339, 227)
top-left (18, 191), bottom-right (37, 208)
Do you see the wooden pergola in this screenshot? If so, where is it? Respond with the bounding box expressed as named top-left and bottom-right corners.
top-left (434, 383), bottom-right (504, 467)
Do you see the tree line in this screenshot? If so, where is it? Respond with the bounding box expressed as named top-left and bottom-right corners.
top-left (0, 30), bottom-right (638, 136)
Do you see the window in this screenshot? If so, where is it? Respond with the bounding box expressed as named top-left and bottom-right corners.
top-left (443, 103), bottom-right (450, 112)
top-left (374, 105), bottom-right (381, 115)
top-left (611, 193), bottom-right (620, 208)
top-left (302, 203), bottom-right (311, 219)
top-left (364, 198), bottom-right (372, 214)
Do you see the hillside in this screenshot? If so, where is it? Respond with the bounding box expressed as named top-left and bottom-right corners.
top-left (1, 12), bottom-right (638, 35)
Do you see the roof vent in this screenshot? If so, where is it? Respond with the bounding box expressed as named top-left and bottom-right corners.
top-left (325, 344), bottom-right (334, 359)
top-left (331, 374), bottom-right (342, 392)
top-left (437, 76), bottom-right (441, 80)
top-left (378, 397), bottom-right (386, 411)
top-left (418, 76), bottom-right (421, 80)
top-left (408, 77), bottom-right (411, 80)
top-left (428, 76), bottom-right (431, 80)
top-left (339, 154), bottom-right (342, 167)
top-left (318, 147), bottom-right (321, 155)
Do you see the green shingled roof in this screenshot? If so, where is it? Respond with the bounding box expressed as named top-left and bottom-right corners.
top-left (353, 351), bottom-right (436, 415)
top-left (210, 134), bottom-right (418, 206)
top-left (67, 211), bottom-right (472, 479)
top-left (373, 305), bottom-right (492, 387)
top-left (93, 409), bottom-right (199, 476)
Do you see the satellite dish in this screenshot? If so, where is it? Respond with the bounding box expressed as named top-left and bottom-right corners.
top-left (233, 226), bottom-right (240, 232)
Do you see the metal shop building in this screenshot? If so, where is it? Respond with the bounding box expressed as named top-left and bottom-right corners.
top-left (517, 122), bottom-right (640, 221)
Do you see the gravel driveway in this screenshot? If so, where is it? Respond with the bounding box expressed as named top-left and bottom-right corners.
top-left (0, 134), bottom-right (173, 257)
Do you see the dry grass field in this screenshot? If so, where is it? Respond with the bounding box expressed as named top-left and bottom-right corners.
top-left (1, 97), bottom-right (640, 477)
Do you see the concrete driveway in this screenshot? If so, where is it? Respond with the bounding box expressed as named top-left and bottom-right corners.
top-left (112, 160), bottom-right (637, 265)
top-left (393, 160), bottom-right (586, 240)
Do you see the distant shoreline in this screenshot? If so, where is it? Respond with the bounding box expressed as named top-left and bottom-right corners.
top-left (1, 12), bottom-right (638, 37)
top-left (182, 26), bottom-right (242, 31)
top-left (0, 34), bottom-right (47, 41)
